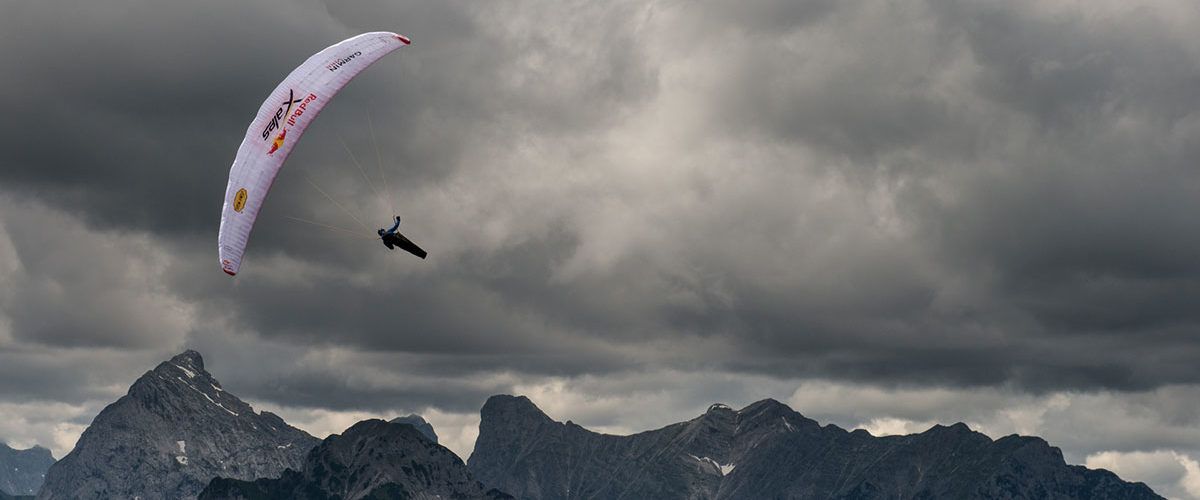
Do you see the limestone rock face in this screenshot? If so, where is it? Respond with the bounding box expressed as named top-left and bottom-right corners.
top-left (0, 442), bottom-right (54, 496)
top-left (467, 395), bottom-right (1164, 500)
top-left (200, 419), bottom-right (512, 500)
top-left (36, 351), bottom-right (318, 500)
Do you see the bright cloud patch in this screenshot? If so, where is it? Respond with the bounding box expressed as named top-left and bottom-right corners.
top-left (1087, 450), bottom-right (1200, 500)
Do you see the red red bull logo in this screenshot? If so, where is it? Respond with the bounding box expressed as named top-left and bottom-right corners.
top-left (268, 129), bottom-right (287, 155)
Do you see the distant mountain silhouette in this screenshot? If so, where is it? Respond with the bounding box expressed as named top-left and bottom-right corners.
top-left (468, 395), bottom-right (1163, 500)
top-left (390, 414), bottom-right (438, 443)
top-left (0, 442), bottom-right (53, 496)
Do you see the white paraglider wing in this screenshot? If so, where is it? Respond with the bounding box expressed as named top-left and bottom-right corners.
top-left (218, 31), bottom-right (410, 275)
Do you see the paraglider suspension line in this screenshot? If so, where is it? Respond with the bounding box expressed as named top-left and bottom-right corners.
top-left (338, 133), bottom-right (396, 217)
top-left (284, 216), bottom-right (377, 240)
top-left (301, 173), bottom-right (372, 232)
top-left (367, 111), bottom-right (397, 217)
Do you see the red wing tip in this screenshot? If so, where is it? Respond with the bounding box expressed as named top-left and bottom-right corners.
top-left (223, 269), bottom-right (237, 276)
top-left (394, 35), bottom-right (411, 44)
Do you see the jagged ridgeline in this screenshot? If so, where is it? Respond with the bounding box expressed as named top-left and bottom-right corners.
top-left (199, 419), bottom-right (511, 500)
top-left (32, 351), bottom-right (507, 500)
top-left (36, 351), bottom-right (319, 500)
top-left (467, 395), bottom-right (1164, 500)
top-left (27, 350), bottom-right (1167, 500)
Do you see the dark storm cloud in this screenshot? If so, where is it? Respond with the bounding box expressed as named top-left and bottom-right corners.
top-left (900, 3), bottom-right (1200, 350)
top-left (1, 0), bottom-right (660, 238)
top-left (936, 1), bottom-right (1200, 129)
top-left (0, 0), bottom-right (347, 233)
top-left (5, 1), bottom-right (1200, 477)
top-left (0, 349), bottom-right (140, 403)
top-left (580, 0), bottom-right (1200, 389)
top-left (0, 194), bottom-right (192, 349)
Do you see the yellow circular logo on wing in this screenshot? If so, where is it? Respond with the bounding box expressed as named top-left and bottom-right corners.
top-left (233, 188), bottom-right (248, 212)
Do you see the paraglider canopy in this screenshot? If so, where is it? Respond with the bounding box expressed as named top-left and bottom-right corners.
top-left (218, 32), bottom-right (411, 276)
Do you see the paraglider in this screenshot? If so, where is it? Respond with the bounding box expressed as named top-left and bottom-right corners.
top-left (218, 32), bottom-right (415, 276)
top-left (378, 216), bottom-right (428, 259)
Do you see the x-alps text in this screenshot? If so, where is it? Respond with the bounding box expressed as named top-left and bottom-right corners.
top-left (286, 93), bottom-right (318, 127)
top-left (261, 89), bottom-right (303, 140)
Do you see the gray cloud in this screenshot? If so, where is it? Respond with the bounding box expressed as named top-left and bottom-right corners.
top-left (2, 0), bottom-right (1200, 496)
top-left (4, 0), bottom-right (1199, 390)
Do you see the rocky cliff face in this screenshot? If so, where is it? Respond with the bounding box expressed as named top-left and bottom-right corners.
top-left (36, 350), bottom-right (319, 500)
top-left (200, 419), bottom-right (512, 500)
top-left (468, 395), bottom-right (1163, 500)
top-left (0, 443), bottom-right (53, 496)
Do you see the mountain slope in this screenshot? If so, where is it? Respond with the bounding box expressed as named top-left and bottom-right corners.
top-left (36, 350), bottom-right (319, 500)
top-left (200, 419), bottom-right (511, 500)
top-left (0, 443), bottom-right (54, 496)
top-left (467, 395), bottom-right (1163, 500)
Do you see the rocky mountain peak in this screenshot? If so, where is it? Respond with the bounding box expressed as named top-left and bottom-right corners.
top-left (37, 350), bottom-right (318, 500)
top-left (706, 403), bottom-right (735, 414)
top-left (124, 350), bottom-right (252, 424)
top-left (480, 395), bottom-right (552, 422)
top-left (737, 398), bottom-right (790, 417)
top-left (169, 350), bottom-right (205, 374)
top-left (920, 422), bottom-right (993, 448)
top-left (696, 403), bottom-right (737, 426)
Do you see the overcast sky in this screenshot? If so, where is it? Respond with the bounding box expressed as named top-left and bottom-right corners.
top-left (2, 0), bottom-right (1200, 497)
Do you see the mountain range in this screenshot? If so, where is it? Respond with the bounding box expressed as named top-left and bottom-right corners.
top-left (467, 395), bottom-right (1163, 500)
top-left (27, 351), bottom-right (1166, 499)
